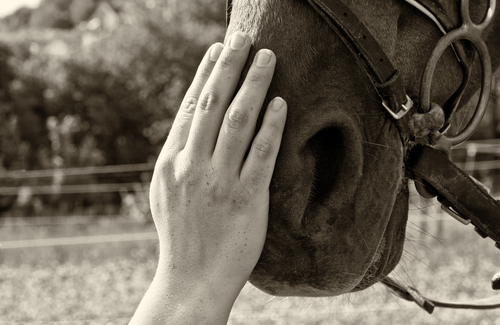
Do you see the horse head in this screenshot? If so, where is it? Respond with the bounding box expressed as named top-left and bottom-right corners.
top-left (226, 0), bottom-right (500, 296)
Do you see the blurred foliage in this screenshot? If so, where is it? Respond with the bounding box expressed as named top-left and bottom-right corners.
top-left (69, 0), bottom-right (100, 25)
top-left (0, 0), bottom-right (225, 216)
top-left (30, 0), bottom-right (75, 29)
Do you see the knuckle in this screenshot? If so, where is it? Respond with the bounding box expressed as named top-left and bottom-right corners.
top-left (217, 50), bottom-right (236, 70)
top-left (180, 96), bottom-right (197, 114)
top-left (154, 155), bottom-right (176, 178)
top-left (173, 153), bottom-right (198, 182)
top-left (199, 61), bottom-right (214, 79)
top-left (245, 69), bottom-right (267, 87)
top-left (265, 118), bottom-right (284, 135)
top-left (174, 165), bottom-right (193, 183)
top-left (155, 151), bottom-right (196, 184)
top-left (226, 107), bottom-right (249, 130)
top-left (205, 181), bottom-right (226, 202)
top-left (198, 90), bottom-right (220, 112)
top-left (253, 137), bottom-right (274, 160)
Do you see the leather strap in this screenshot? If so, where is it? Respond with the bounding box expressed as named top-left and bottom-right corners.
top-left (406, 144), bottom-right (500, 245)
top-left (304, 0), bottom-right (409, 116)
top-left (388, 143), bottom-right (500, 313)
top-left (382, 276), bottom-right (500, 314)
top-left (226, 0), bottom-right (409, 116)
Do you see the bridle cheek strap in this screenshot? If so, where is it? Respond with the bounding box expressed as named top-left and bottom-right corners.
top-left (227, 0), bottom-right (412, 119)
top-left (304, 0), bottom-right (412, 119)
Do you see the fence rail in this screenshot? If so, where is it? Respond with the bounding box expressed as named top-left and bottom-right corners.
top-left (0, 182), bottom-right (147, 196)
top-left (0, 162), bottom-right (155, 179)
top-left (0, 232), bottom-right (158, 249)
top-left (0, 215), bottom-right (140, 227)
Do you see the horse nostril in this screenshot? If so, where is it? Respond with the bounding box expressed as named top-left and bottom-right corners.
top-left (307, 127), bottom-right (349, 203)
top-left (304, 120), bottom-right (363, 220)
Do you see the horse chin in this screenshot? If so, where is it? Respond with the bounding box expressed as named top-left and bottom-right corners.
top-left (252, 232), bottom-right (392, 297)
top-left (250, 193), bottom-right (408, 297)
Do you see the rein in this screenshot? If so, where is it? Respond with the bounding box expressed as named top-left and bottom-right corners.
top-left (226, 0), bottom-right (500, 314)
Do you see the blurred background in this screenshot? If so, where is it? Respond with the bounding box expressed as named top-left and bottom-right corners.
top-left (1, 0), bottom-right (500, 324)
top-left (0, 0), bottom-right (225, 220)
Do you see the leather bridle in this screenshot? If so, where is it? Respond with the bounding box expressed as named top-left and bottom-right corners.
top-left (226, 0), bottom-right (500, 314)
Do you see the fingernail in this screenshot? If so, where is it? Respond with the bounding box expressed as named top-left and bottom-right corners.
top-left (255, 50), bottom-right (272, 67)
top-left (271, 98), bottom-right (285, 111)
top-left (209, 43), bottom-right (223, 61)
top-left (230, 32), bottom-right (246, 50)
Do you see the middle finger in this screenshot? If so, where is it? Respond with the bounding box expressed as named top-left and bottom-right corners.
top-left (212, 49), bottom-right (277, 173)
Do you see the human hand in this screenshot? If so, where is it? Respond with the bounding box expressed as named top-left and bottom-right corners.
top-left (132, 31), bottom-right (287, 324)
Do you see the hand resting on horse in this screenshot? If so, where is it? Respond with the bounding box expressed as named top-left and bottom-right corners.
top-left (129, 31), bottom-right (287, 325)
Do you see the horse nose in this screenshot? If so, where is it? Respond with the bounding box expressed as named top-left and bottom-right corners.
top-left (304, 112), bottom-right (364, 216)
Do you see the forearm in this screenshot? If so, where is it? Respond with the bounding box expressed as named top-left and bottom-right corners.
top-left (130, 33), bottom-right (286, 324)
top-left (129, 260), bottom-right (244, 325)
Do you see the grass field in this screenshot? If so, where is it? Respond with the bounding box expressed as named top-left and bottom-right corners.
top-left (1, 198), bottom-right (500, 324)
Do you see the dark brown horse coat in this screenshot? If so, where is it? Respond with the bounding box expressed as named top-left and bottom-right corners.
top-left (226, 0), bottom-right (500, 296)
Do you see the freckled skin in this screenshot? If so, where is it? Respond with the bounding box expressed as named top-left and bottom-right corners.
top-left (130, 36), bottom-right (288, 324)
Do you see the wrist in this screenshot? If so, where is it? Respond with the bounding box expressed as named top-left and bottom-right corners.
top-left (130, 267), bottom-right (243, 325)
top-left (156, 238), bottom-right (253, 303)
top-left (153, 259), bottom-right (245, 324)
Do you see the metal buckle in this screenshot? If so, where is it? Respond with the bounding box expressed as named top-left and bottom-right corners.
top-left (440, 199), bottom-right (471, 225)
top-left (383, 95), bottom-right (413, 120)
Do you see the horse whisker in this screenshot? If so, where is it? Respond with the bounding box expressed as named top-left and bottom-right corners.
top-left (363, 141), bottom-right (398, 150)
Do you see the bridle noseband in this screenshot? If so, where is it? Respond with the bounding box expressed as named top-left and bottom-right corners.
top-left (226, 0), bottom-right (500, 314)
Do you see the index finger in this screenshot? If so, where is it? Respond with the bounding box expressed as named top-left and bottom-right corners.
top-left (163, 43), bottom-right (224, 155)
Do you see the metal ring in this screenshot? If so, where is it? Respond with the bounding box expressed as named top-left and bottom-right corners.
top-left (419, 0), bottom-right (495, 147)
top-left (461, 0), bottom-right (496, 29)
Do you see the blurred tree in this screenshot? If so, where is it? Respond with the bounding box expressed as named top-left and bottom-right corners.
top-left (0, 43), bottom-right (21, 170)
top-left (29, 0), bottom-right (74, 29)
top-left (0, 44), bottom-right (14, 108)
top-left (0, 7), bottom-right (33, 31)
top-left (190, 0), bottom-right (227, 26)
top-left (69, 0), bottom-right (100, 25)
top-left (53, 60), bottom-right (154, 165)
top-left (12, 81), bottom-right (50, 168)
top-left (0, 0), bottom-right (226, 216)
top-left (4, 0), bottom-right (225, 168)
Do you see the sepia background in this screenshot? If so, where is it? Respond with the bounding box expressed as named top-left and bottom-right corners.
top-left (1, 0), bottom-right (500, 324)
